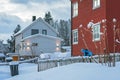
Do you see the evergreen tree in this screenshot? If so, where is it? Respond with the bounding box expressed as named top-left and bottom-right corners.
top-left (44, 11), bottom-right (53, 25)
top-left (58, 20), bottom-right (70, 46)
top-left (44, 12), bottom-right (71, 46)
top-left (7, 36), bottom-right (15, 52)
top-left (7, 24), bottom-right (21, 52)
top-left (14, 24), bottom-right (21, 34)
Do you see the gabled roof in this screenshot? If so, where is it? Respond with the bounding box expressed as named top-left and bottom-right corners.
top-left (14, 17), bottom-right (59, 36)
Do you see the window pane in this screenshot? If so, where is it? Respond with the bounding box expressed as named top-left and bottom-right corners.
top-left (92, 23), bottom-right (100, 41)
top-left (73, 29), bottom-right (78, 44)
top-left (31, 29), bottom-right (39, 35)
top-left (93, 0), bottom-right (100, 9)
top-left (72, 2), bottom-right (78, 17)
top-left (42, 30), bottom-right (47, 35)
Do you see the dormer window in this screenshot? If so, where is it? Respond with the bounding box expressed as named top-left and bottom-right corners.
top-left (93, 0), bottom-right (100, 9)
top-left (72, 2), bottom-right (78, 18)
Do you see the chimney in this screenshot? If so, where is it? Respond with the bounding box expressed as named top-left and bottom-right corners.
top-left (32, 16), bottom-right (36, 21)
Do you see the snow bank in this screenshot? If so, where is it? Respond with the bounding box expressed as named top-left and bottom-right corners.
top-left (5, 62), bottom-right (120, 80)
top-left (39, 52), bottom-right (71, 60)
top-left (53, 52), bottom-right (71, 59)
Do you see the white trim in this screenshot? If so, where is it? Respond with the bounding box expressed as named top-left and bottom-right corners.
top-left (92, 22), bottom-right (101, 42)
top-left (92, 0), bottom-right (100, 10)
top-left (72, 29), bottom-right (78, 44)
top-left (21, 34), bottom-right (63, 42)
top-left (72, 2), bottom-right (78, 18)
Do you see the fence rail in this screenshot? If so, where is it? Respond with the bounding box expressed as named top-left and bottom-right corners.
top-left (38, 54), bottom-right (120, 72)
top-left (19, 57), bottom-right (38, 64)
top-left (38, 56), bottom-right (98, 72)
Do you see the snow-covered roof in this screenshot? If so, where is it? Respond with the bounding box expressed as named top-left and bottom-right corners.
top-left (14, 17), bottom-right (59, 36)
top-left (6, 53), bottom-right (19, 57)
top-left (5, 57), bottom-right (13, 60)
top-left (21, 33), bottom-right (63, 41)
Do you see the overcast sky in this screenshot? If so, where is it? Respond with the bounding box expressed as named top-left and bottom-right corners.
top-left (0, 0), bottom-right (71, 43)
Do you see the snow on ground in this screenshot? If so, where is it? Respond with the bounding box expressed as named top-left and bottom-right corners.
top-left (18, 63), bottom-right (37, 75)
top-left (0, 63), bottom-right (37, 80)
top-left (1, 62), bottom-right (120, 80)
top-left (0, 65), bottom-right (11, 80)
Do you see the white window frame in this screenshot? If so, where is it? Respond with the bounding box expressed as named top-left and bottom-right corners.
top-left (93, 0), bottom-right (100, 10)
top-left (92, 23), bottom-right (100, 41)
top-left (72, 2), bottom-right (78, 18)
top-left (72, 29), bottom-right (78, 44)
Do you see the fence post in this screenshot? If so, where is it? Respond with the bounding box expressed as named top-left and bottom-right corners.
top-left (37, 61), bottom-right (39, 72)
top-left (57, 59), bottom-right (60, 67)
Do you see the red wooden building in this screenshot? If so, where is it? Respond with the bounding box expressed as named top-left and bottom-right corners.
top-left (71, 0), bottom-right (120, 56)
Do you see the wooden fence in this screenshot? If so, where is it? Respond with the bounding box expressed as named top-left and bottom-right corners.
top-left (38, 54), bottom-right (120, 72)
top-left (37, 56), bottom-right (98, 72)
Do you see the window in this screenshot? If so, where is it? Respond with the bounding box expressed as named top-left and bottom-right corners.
top-left (73, 29), bottom-right (78, 44)
top-left (92, 23), bottom-right (100, 41)
top-left (72, 2), bottom-right (78, 17)
top-left (32, 43), bottom-right (38, 46)
top-left (31, 29), bottom-right (39, 35)
top-left (42, 30), bottom-right (47, 35)
top-left (93, 0), bottom-right (100, 9)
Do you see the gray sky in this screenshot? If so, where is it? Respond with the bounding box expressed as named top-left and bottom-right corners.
top-left (0, 0), bottom-right (71, 43)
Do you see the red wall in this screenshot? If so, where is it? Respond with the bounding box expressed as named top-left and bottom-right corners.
top-left (71, 0), bottom-right (120, 56)
top-left (72, 0), bottom-right (106, 56)
top-left (106, 0), bottom-right (120, 53)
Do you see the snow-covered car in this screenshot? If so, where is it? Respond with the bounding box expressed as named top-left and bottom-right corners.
top-left (5, 57), bottom-right (13, 62)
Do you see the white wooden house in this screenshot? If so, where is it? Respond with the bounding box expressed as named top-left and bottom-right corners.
top-left (14, 17), bottom-right (62, 57)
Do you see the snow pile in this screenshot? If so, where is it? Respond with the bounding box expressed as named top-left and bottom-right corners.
top-left (62, 46), bottom-right (71, 52)
top-left (39, 52), bottom-right (71, 59)
top-left (39, 46), bottom-right (71, 60)
top-left (5, 62), bottom-right (120, 80)
top-left (40, 53), bottom-right (51, 59)
top-left (53, 52), bottom-right (71, 59)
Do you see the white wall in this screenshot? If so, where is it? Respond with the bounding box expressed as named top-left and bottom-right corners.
top-left (20, 35), bottom-right (61, 56)
top-left (22, 19), bottom-right (57, 38)
top-left (15, 34), bottom-right (23, 53)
